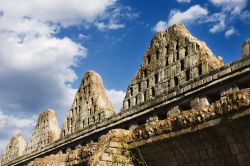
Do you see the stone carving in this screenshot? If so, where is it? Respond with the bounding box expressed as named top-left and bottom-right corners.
top-left (26, 129), bottom-right (132, 166)
top-left (242, 39), bottom-right (250, 58)
top-left (61, 71), bottom-right (115, 138)
top-left (0, 133), bottom-right (26, 165)
top-left (1, 24), bottom-right (250, 166)
top-left (25, 109), bottom-right (60, 154)
top-left (122, 24), bottom-right (224, 110)
top-left (25, 88), bottom-right (250, 166)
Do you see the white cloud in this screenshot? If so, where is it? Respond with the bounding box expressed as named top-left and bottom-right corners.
top-left (210, 0), bottom-right (247, 14)
top-left (0, 0), bottom-right (117, 27)
top-left (95, 21), bottom-right (125, 31)
top-left (207, 13), bottom-right (226, 33)
top-left (152, 21), bottom-right (168, 32)
top-left (177, 0), bottom-right (191, 3)
top-left (167, 5), bottom-right (208, 26)
top-left (0, 0), bottom-right (134, 155)
top-left (225, 27), bottom-right (237, 37)
top-left (94, 6), bottom-right (138, 30)
top-left (0, 111), bottom-right (36, 156)
top-left (106, 89), bottom-right (126, 112)
top-left (79, 34), bottom-right (91, 41)
top-left (240, 10), bottom-right (250, 20)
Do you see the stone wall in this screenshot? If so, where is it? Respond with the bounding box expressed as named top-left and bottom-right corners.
top-left (60, 71), bottom-right (115, 138)
top-left (21, 88), bottom-right (250, 166)
top-left (26, 129), bottom-right (132, 166)
top-left (25, 109), bottom-right (60, 154)
top-left (122, 24), bottom-right (224, 110)
top-left (0, 133), bottom-right (26, 165)
top-left (1, 24), bottom-right (250, 166)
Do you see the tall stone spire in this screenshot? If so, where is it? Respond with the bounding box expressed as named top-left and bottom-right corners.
top-left (61, 70), bottom-right (115, 138)
top-left (25, 109), bottom-right (60, 154)
top-left (122, 24), bottom-right (224, 110)
top-left (0, 133), bottom-right (26, 165)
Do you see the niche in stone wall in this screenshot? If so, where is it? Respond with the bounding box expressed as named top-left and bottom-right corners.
top-left (206, 90), bottom-right (221, 104)
top-left (178, 100), bottom-right (191, 111)
top-left (156, 49), bottom-right (160, 60)
top-left (181, 59), bottom-right (184, 71)
top-left (143, 69), bottom-right (147, 78)
top-left (147, 55), bottom-right (151, 64)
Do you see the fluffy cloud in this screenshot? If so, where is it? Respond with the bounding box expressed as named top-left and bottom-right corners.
top-left (168, 5), bottom-right (208, 26)
top-left (207, 13), bottom-right (226, 33)
top-left (152, 21), bottom-right (168, 32)
top-left (177, 0), bottom-right (191, 3)
top-left (0, 0), bottom-right (117, 27)
top-left (206, 0), bottom-right (248, 34)
top-left (153, 5), bottom-right (208, 32)
top-left (0, 111), bottom-right (36, 155)
top-left (94, 6), bottom-right (138, 31)
top-left (225, 27), bottom-right (237, 37)
top-left (153, 0), bottom-right (248, 35)
top-left (106, 89), bottom-right (126, 112)
top-left (210, 0), bottom-right (247, 14)
top-left (0, 0), bottom-right (133, 155)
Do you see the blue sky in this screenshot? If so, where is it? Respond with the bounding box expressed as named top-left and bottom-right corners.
top-left (0, 0), bottom-right (249, 155)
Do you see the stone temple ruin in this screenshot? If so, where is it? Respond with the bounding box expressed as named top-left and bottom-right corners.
top-left (61, 71), bottom-right (115, 138)
top-left (25, 109), bottom-right (60, 154)
top-left (1, 24), bottom-right (250, 166)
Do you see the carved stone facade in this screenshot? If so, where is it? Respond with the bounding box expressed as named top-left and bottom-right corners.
top-left (61, 71), bottom-right (115, 138)
top-left (1, 24), bottom-right (250, 166)
top-left (123, 24), bottom-right (224, 110)
top-left (0, 133), bottom-right (25, 165)
top-left (25, 109), bottom-right (60, 154)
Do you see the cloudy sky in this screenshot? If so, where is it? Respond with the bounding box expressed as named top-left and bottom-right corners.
top-left (0, 0), bottom-right (249, 155)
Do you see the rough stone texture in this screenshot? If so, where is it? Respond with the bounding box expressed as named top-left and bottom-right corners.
top-left (61, 71), bottom-right (115, 138)
top-left (242, 39), bottom-right (250, 58)
top-left (1, 24), bottom-right (250, 166)
top-left (0, 133), bottom-right (26, 165)
top-left (122, 24), bottom-right (224, 110)
top-left (23, 88), bottom-right (250, 166)
top-left (26, 129), bottom-right (132, 166)
top-left (25, 109), bottom-right (60, 154)
top-left (131, 88), bottom-right (250, 142)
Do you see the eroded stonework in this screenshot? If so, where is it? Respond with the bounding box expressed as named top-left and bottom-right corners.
top-left (61, 71), bottom-right (115, 138)
top-left (0, 133), bottom-right (25, 165)
top-left (27, 129), bottom-right (132, 166)
top-left (123, 24), bottom-right (224, 110)
top-left (1, 24), bottom-right (250, 166)
top-left (24, 88), bottom-right (250, 166)
top-left (25, 109), bottom-right (60, 154)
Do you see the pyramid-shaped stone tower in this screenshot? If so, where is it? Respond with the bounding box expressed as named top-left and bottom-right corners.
top-left (61, 71), bottom-right (115, 138)
top-left (25, 109), bottom-right (60, 154)
top-left (0, 133), bottom-right (25, 165)
top-left (122, 24), bottom-right (224, 110)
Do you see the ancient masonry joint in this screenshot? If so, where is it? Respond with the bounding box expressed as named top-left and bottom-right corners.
top-left (1, 24), bottom-right (250, 166)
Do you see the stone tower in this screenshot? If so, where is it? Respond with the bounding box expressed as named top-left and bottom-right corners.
top-left (0, 133), bottom-right (26, 165)
top-left (61, 71), bottom-right (115, 138)
top-left (242, 39), bottom-right (250, 58)
top-left (122, 24), bottom-right (224, 110)
top-left (25, 109), bottom-right (60, 154)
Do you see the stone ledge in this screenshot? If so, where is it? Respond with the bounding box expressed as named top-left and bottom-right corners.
top-left (4, 58), bottom-right (250, 166)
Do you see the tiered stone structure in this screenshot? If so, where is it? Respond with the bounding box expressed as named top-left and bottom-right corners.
top-left (0, 133), bottom-right (25, 165)
top-left (25, 109), bottom-right (60, 154)
top-left (61, 71), bottom-right (115, 138)
top-left (123, 24), bottom-right (223, 111)
top-left (1, 24), bottom-right (250, 166)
